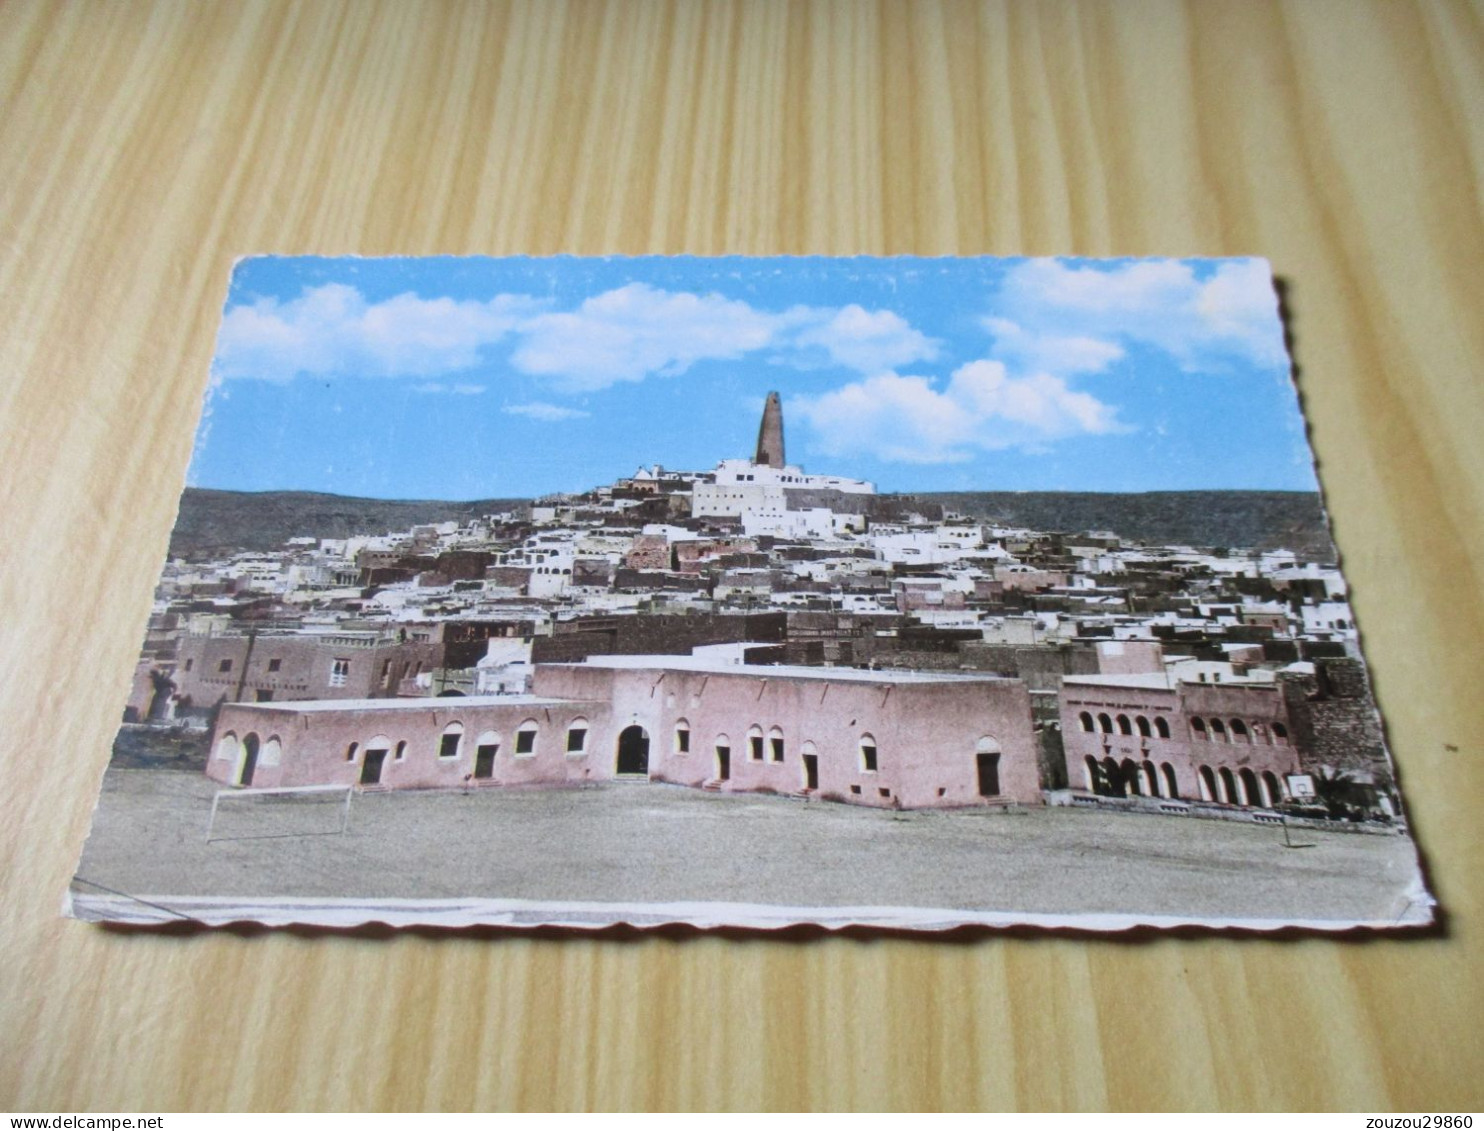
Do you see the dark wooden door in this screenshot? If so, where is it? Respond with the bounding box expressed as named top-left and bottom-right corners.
top-left (474, 744), bottom-right (497, 779)
top-left (360, 748), bottom-right (387, 785)
top-left (616, 726), bottom-right (649, 775)
top-left (976, 752), bottom-right (1000, 797)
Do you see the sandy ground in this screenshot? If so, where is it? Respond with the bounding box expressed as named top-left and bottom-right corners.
top-left (71, 769), bottom-right (1428, 927)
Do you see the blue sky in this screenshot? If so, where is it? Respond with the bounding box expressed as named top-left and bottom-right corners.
top-left (189, 256), bottom-right (1318, 499)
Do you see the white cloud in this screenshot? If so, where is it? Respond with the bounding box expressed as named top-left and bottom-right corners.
top-left (503, 402), bottom-right (591, 422)
top-left (981, 317), bottom-right (1124, 376)
top-left (413, 382), bottom-right (486, 395)
top-left (510, 283), bottom-right (785, 391)
top-left (214, 284), bottom-right (537, 381)
top-left (793, 361), bottom-right (1126, 464)
top-left (995, 258), bottom-right (1287, 372)
top-left (216, 281), bottom-right (943, 393)
top-left (792, 305), bottom-right (940, 372)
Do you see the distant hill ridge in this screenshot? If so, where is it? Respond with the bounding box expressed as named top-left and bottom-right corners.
top-left (921, 491), bottom-right (1336, 561)
top-left (169, 487), bottom-right (1336, 562)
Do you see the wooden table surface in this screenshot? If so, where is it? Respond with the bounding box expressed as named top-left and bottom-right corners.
top-left (3, 0), bottom-right (1482, 1112)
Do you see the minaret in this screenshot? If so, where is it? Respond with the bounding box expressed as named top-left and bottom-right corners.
top-left (754, 391), bottom-right (785, 468)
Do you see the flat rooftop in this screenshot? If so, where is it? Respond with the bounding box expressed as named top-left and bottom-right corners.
top-left (228, 695), bottom-right (603, 713)
top-left (1062, 673), bottom-right (1178, 691)
top-left (554, 655), bottom-right (1011, 684)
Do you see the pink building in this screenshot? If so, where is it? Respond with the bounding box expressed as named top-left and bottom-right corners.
top-left (1059, 674), bottom-right (1301, 808)
top-left (208, 657), bottom-right (1041, 810)
top-left (174, 630), bottom-right (444, 709)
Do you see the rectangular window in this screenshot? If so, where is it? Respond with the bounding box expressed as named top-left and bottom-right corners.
top-left (566, 728), bottom-right (587, 753)
top-left (183, 658), bottom-right (194, 672)
top-left (749, 736), bottom-right (764, 761)
top-left (381, 659), bottom-right (392, 681)
top-left (438, 734), bottom-right (461, 759)
top-left (217, 658), bottom-right (232, 673)
top-left (862, 743), bottom-right (878, 773)
top-left (676, 729), bottom-right (690, 753)
top-left (516, 729), bottom-right (536, 755)
top-left (267, 658), bottom-right (281, 673)
top-left (330, 658), bottom-right (350, 687)
top-left (770, 738), bottom-right (785, 762)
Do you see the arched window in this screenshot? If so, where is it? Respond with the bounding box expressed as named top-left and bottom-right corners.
top-left (768, 726), bottom-right (785, 762)
top-left (1079, 711), bottom-right (1095, 733)
top-left (566, 718), bottom-right (589, 754)
top-left (1161, 762), bottom-right (1179, 798)
top-left (1272, 722), bottom-right (1289, 743)
top-left (1103, 757), bottom-right (1122, 797)
top-left (260, 736), bottom-right (282, 768)
top-left (859, 733), bottom-right (878, 773)
top-left (1230, 719), bottom-right (1249, 742)
top-left (1191, 717), bottom-right (1208, 739)
top-left (1155, 717), bottom-right (1171, 739)
top-left (214, 732), bottom-right (239, 762)
top-left (1117, 714), bottom-right (1133, 736)
top-left (345, 741), bottom-right (359, 763)
top-left (748, 725), bottom-right (765, 762)
top-left (1084, 755), bottom-right (1099, 792)
top-left (438, 724), bottom-right (463, 760)
top-left (1098, 713), bottom-right (1114, 734)
top-left (1210, 718), bottom-right (1228, 741)
top-left (1136, 715), bottom-right (1152, 738)
top-left (394, 740), bottom-right (407, 761)
top-left (673, 719), bottom-right (690, 755)
top-left (1199, 765), bottom-right (1218, 802)
top-left (515, 718), bottom-right (539, 756)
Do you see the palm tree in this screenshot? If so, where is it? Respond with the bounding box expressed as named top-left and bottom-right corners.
top-left (1311, 766), bottom-right (1356, 820)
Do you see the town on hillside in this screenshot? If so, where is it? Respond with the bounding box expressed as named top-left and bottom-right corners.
top-left (118, 393), bottom-right (1397, 826)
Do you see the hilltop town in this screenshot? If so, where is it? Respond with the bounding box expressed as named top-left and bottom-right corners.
top-left (119, 393), bottom-right (1395, 823)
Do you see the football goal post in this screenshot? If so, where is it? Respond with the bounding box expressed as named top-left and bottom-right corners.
top-left (206, 783), bottom-right (354, 844)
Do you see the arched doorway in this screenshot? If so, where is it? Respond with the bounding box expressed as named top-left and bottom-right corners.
top-left (1262, 771), bottom-right (1283, 808)
top-left (1239, 767), bottom-right (1261, 807)
top-left (238, 733), bottom-right (261, 787)
top-left (1199, 765), bottom-right (1218, 802)
top-left (1218, 767), bottom-right (1239, 805)
top-left (1120, 758), bottom-right (1142, 796)
top-left (361, 734), bottom-right (391, 786)
top-left (1142, 760), bottom-right (1161, 797)
top-left (616, 725), bottom-right (650, 776)
top-left (975, 736), bottom-right (1001, 797)
top-left (1161, 763), bottom-right (1179, 799)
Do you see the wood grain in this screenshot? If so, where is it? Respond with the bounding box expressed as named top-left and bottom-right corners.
top-left (2, 0), bottom-right (1482, 1111)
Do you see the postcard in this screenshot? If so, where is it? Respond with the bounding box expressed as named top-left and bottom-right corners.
top-left (69, 255), bottom-right (1434, 932)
